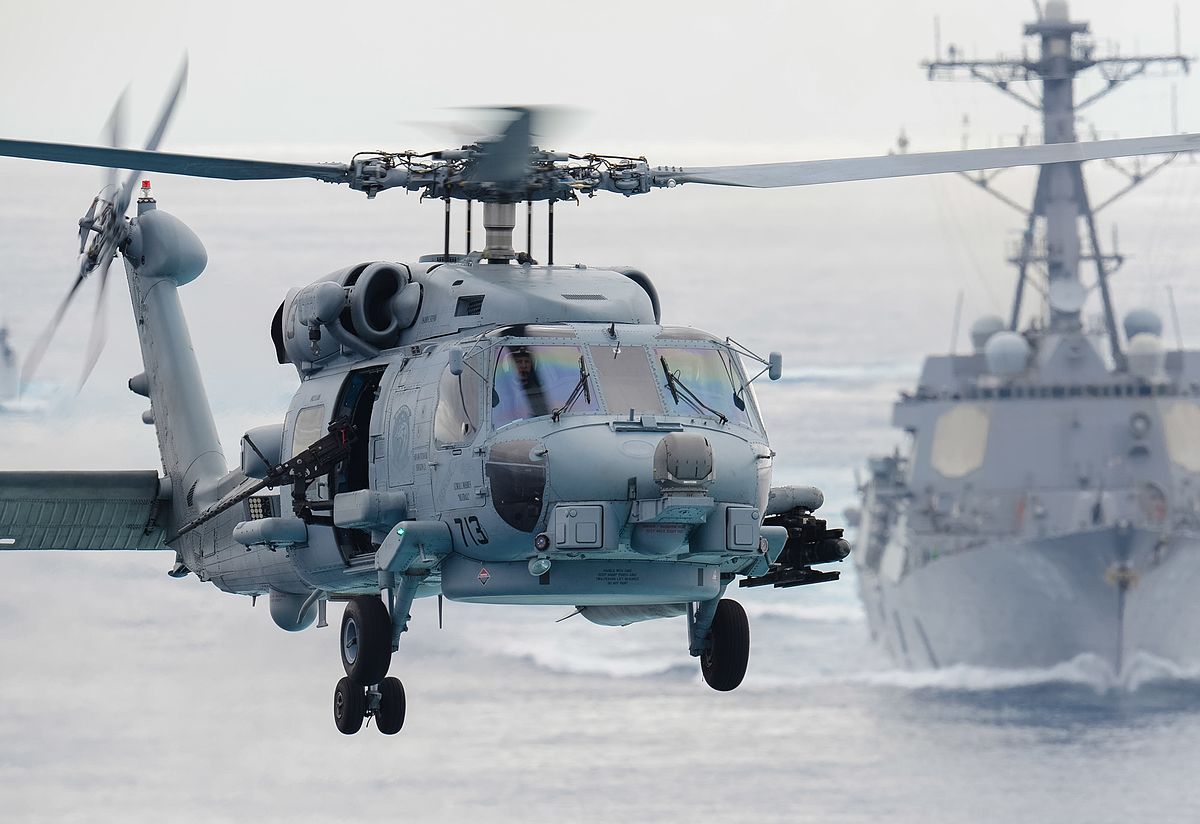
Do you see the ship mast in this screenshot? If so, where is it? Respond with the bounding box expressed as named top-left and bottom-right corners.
top-left (923, 0), bottom-right (1190, 370)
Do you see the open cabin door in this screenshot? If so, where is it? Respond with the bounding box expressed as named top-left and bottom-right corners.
top-left (330, 365), bottom-right (387, 562)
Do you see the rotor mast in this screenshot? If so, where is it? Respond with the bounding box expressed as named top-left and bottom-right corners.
top-left (924, 0), bottom-right (1191, 366)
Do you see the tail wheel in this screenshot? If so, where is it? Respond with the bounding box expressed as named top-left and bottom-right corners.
top-left (376, 676), bottom-right (406, 735)
top-left (333, 676), bottom-right (365, 735)
top-left (700, 599), bottom-right (750, 692)
top-left (340, 595), bottom-right (392, 685)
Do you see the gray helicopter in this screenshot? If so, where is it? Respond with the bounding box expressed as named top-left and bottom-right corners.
top-left (1, 65), bottom-right (1197, 735)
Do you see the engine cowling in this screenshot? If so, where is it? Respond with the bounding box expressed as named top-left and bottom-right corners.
top-left (271, 261), bottom-right (421, 368)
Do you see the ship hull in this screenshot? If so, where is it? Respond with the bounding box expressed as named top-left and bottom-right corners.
top-left (856, 525), bottom-right (1200, 673)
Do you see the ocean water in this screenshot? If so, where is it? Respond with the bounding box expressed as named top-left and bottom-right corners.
top-left (2, 160), bottom-right (1200, 822)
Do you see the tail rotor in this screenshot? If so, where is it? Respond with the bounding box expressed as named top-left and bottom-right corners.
top-left (22, 57), bottom-right (188, 391)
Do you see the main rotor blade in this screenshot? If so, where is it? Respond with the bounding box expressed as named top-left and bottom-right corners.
top-left (668, 133), bottom-right (1200, 188)
top-left (0, 138), bottom-right (351, 184)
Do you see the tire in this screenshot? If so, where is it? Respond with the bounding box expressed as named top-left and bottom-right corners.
top-left (376, 676), bottom-right (406, 735)
top-left (700, 599), bottom-right (750, 692)
top-left (340, 595), bottom-right (392, 686)
top-left (334, 676), bottom-right (365, 735)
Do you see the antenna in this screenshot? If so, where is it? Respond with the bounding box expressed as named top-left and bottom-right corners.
top-left (949, 290), bottom-right (964, 354)
top-left (1176, 3), bottom-right (1182, 57)
top-left (934, 16), bottom-right (942, 60)
top-left (922, 3), bottom-right (1190, 363)
top-left (1168, 285), bottom-right (1184, 351)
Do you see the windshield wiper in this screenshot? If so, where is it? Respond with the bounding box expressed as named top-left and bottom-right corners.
top-left (551, 356), bottom-right (592, 422)
top-left (659, 355), bottom-right (728, 424)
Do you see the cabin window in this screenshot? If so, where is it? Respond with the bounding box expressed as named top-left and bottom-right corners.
top-left (291, 405), bottom-right (326, 456)
top-left (589, 345), bottom-right (664, 416)
top-left (434, 352), bottom-right (484, 446)
top-left (654, 346), bottom-right (756, 428)
top-left (491, 344), bottom-right (599, 429)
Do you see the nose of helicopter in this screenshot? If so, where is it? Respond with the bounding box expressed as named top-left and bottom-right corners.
top-left (529, 422), bottom-right (771, 555)
top-left (541, 425), bottom-right (764, 501)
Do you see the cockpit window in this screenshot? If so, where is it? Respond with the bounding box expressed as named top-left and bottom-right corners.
top-left (435, 351), bottom-right (485, 446)
top-left (655, 346), bottom-right (756, 428)
top-left (589, 344), bottom-right (664, 417)
top-left (492, 344), bottom-right (600, 429)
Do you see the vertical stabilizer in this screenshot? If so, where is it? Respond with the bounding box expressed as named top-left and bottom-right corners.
top-left (123, 199), bottom-right (226, 520)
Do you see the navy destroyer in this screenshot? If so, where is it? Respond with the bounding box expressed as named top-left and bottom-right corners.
top-left (855, 1), bottom-right (1197, 673)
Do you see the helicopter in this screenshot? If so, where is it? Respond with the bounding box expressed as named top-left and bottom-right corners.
top-left (1, 64), bottom-right (1197, 735)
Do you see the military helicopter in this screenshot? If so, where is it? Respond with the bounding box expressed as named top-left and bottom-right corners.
top-left (1, 64), bottom-right (1197, 735)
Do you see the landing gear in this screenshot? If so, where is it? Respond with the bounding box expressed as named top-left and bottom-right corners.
top-left (340, 595), bottom-right (392, 685)
top-left (334, 595), bottom-right (409, 735)
top-left (375, 677), bottom-right (406, 735)
top-left (333, 676), bottom-right (365, 735)
top-left (332, 675), bottom-right (407, 736)
top-left (696, 598), bottom-right (750, 692)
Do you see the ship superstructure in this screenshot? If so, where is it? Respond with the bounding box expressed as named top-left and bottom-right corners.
top-left (855, 1), bottom-right (1197, 673)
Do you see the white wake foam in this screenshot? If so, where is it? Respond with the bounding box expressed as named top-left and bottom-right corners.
top-left (801, 652), bottom-right (1200, 695)
top-left (845, 653), bottom-right (1119, 692)
top-left (1121, 652), bottom-right (1200, 691)
top-left (741, 601), bottom-right (865, 625)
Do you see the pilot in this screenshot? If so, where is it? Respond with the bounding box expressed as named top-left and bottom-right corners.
top-left (509, 346), bottom-right (550, 417)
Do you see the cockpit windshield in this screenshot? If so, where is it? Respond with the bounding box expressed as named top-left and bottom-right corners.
top-left (492, 344), bottom-right (600, 429)
top-left (485, 338), bottom-right (760, 431)
top-left (655, 346), bottom-right (756, 428)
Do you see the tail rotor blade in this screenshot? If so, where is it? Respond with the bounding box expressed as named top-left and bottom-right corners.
top-left (101, 87), bottom-right (128, 192)
top-left (142, 56), bottom-right (187, 155)
top-left (116, 56), bottom-right (189, 218)
top-left (20, 273), bottom-right (87, 388)
top-left (77, 254), bottom-right (115, 390)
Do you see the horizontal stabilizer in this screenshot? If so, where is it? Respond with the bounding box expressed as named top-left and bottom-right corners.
top-left (0, 471), bottom-right (169, 551)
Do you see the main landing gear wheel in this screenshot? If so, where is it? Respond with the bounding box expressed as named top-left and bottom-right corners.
top-left (334, 676), bottom-right (366, 735)
top-left (340, 595), bottom-right (392, 686)
top-left (375, 676), bottom-right (406, 735)
top-left (701, 598), bottom-right (750, 692)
